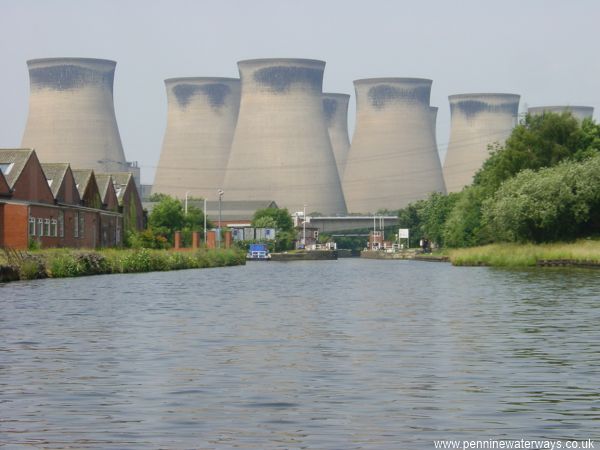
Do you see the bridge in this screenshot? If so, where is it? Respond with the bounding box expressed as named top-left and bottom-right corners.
top-left (302, 216), bottom-right (399, 233)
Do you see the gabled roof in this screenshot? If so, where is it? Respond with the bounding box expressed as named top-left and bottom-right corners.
top-left (40, 163), bottom-right (70, 198)
top-left (71, 169), bottom-right (94, 197)
top-left (94, 174), bottom-right (113, 200)
top-left (106, 172), bottom-right (133, 203)
top-left (0, 148), bottom-right (35, 189)
top-left (0, 169), bottom-right (9, 195)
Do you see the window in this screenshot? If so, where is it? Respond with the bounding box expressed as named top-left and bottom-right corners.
top-left (29, 217), bottom-right (36, 236)
top-left (51, 219), bottom-right (58, 237)
top-left (58, 211), bottom-right (64, 238)
top-left (79, 213), bottom-right (85, 238)
top-left (44, 219), bottom-right (51, 237)
top-left (37, 218), bottom-right (44, 237)
top-left (73, 213), bottom-right (79, 238)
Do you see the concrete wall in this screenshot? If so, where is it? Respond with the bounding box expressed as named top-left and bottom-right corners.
top-left (153, 77), bottom-right (241, 199)
top-left (343, 78), bottom-right (446, 213)
top-left (322, 93), bottom-right (351, 179)
top-left (443, 93), bottom-right (520, 193)
top-left (22, 58), bottom-right (127, 172)
top-left (528, 105), bottom-right (594, 122)
top-left (222, 58), bottom-right (347, 215)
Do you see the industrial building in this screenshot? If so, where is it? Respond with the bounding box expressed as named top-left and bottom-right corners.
top-left (222, 58), bottom-right (347, 215)
top-left (528, 106), bottom-right (594, 122)
top-left (443, 93), bottom-right (520, 193)
top-left (21, 57), bottom-right (128, 173)
top-left (322, 93), bottom-right (351, 179)
top-left (343, 78), bottom-right (446, 213)
top-left (152, 77), bottom-right (241, 199)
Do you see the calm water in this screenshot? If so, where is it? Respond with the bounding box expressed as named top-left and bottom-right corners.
top-left (1, 259), bottom-right (599, 449)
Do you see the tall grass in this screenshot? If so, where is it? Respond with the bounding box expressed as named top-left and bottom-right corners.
top-left (448, 240), bottom-right (600, 267)
top-left (0, 248), bottom-right (245, 282)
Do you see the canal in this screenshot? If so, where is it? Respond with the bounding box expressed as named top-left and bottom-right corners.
top-left (1, 259), bottom-right (599, 449)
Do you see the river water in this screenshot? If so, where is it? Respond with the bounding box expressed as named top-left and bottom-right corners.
top-left (1, 259), bottom-right (599, 449)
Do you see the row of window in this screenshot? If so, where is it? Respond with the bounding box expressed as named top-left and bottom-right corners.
top-left (28, 211), bottom-right (85, 239)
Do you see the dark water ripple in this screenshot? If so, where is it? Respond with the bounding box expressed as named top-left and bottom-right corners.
top-left (1, 260), bottom-right (599, 449)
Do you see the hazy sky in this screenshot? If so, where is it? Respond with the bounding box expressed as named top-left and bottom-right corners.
top-left (1, 0), bottom-right (599, 184)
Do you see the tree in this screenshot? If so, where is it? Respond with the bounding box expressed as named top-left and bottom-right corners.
top-left (483, 154), bottom-right (600, 242)
top-left (252, 207), bottom-right (293, 231)
top-left (147, 195), bottom-right (209, 246)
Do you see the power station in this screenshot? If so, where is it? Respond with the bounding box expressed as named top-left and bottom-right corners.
top-left (222, 58), bottom-right (347, 215)
top-left (322, 93), bottom-right (351, 180)
top-left (443, 93), bottom-right (520, 193)
top-left (22, 57), bottom-right (127, 173)
top-left (528, 105), bottom-right (594, 122)
top-left (343, 78), bottom-right (446, 213)
top-left (152, 77), bottom-right (240, 199)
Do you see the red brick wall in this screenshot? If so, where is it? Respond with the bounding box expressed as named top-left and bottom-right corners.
top-left (2, 203), bottom-right (28, 249)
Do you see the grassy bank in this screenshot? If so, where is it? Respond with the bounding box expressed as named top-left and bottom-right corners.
top-left (0, 247), bottom-right (246, 282)
top-left (447, 240), bottom-right (600, 267)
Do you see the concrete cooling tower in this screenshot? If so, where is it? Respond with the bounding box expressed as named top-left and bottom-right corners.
top-left (528, 105), bottom-right (594, 122)
top-left (443, 93), bottom-right (520, 193)
top-left (322, 93), bottom-right (351, 179)
top-left (152, 77), bottom-right (240, 199)
top-left (22, 58), bottom-right (127, 172)
top-left (342, 78), bottom-right (446, 213)
top-left (222, 58), bottom-right (346, 215)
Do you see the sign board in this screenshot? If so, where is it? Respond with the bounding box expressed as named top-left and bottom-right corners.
top-left (398, 228), bottom-right (409, 239)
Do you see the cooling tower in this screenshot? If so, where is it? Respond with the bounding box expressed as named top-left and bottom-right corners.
top-left (528, 105), bottom-right (594, 122)
top-left (152, 77), bottom-right (240, 199)
top-left (322, 93), bottom-right (351, 179)
top-left (443, 93), bottom-right (520, 193)
top-left (342, 78), bottom-right (446, 213)
top-left (22, 58), bottom-right (127, 172)
top-left (222, 58), bottom-right (346, 214)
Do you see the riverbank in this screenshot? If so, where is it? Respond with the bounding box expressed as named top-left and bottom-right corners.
top-left (447, 240), bottom-right (600, 268)
top-left (0, 247), bottom-right (246, 282)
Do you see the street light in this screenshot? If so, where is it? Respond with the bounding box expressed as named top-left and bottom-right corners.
top-left (203, 197), bottom-right (207, 247)
top-left (217, 189), bottom-right (224, 248)
top-left (302, 203), bottom-right (306, 249)
top-left (184, 191), bottom-right (191, 216)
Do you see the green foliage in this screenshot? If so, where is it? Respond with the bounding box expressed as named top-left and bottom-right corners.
top-left (252, 216), bottom-right (277, 228)
top-left (126, 229), bottom-right (170, 249)
top-left (483, 155), bottom-right (600, 243)
top-left (442, 186), bottom-right (491, 247)
top-left (18, 254), bottom-right (47, 280)
top-left (147, 195), bottom-right (208, 246)
top-left (474, 112), bottom-right (600, 190)
top-left (252, 207), bottom-right (293, 232)
top-left (28, 239), bottom-right (41, 251)
top-left (274, 230), bottom-right (295, 252)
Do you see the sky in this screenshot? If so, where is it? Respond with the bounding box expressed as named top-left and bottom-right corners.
top-left (1, 0), bottom-right (599, 184)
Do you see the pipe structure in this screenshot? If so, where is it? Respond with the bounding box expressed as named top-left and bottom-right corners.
top-left (528, 105), bottom-right (594, 122)
top-left (22, 57), bottom-right (127, 172)
top-left (222, 58), bottom-right (346, 214)
top-left (322, 93), bottom-right (351, 179)
top-left (443, 93), bottom-right (520, 193)
top-left (342, 78), bottom-right (446, 213)
top-left (152, 77), bottom-right (240, 199)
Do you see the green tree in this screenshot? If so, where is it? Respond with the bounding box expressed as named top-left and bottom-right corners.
top-left (147, 195), bottom-right (209, 246)
top-left (252, 207), bottom-right (294, 231)
top-left (483, 155), bottom-right (600, 242)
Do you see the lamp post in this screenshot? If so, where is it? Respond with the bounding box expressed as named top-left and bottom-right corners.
top-left (203, 197), bottom-right (207, 247)
top-left (184, 191), bottom-right (190, 216)
top-left (302, 203), bottom-right (306, 249)
top-left (217, 189), bottom-right (224, 248)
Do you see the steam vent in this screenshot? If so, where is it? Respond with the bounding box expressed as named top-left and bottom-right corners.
top-left (322, 93), bottom-right (351, 179)
top-left (152, 77), bottom-right (241, 198)
top-left (343, 78), bottom-right (446, 213)
top-left (222, 59), bottom-right (346, 214)
top-left (443, 93), bottom-right (520, 193)
top-left (22, 58), bottom-right (127, 172)
top-left (528, 105), bottom-right (594, 122)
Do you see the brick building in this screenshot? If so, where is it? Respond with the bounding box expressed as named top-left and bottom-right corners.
top-left (0, 149), bottom-right (136, 249)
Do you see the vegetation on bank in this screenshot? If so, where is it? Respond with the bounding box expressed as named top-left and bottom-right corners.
top-left (398, 112), bottom-right (600, 248)
top-left (0, 247), bottom-right (245, 282)
top-left (447, 240), bottom-right (600, 267)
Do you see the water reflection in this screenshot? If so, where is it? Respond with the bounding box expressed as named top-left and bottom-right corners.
top-left (1, 261), bottom-right (599, 448)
